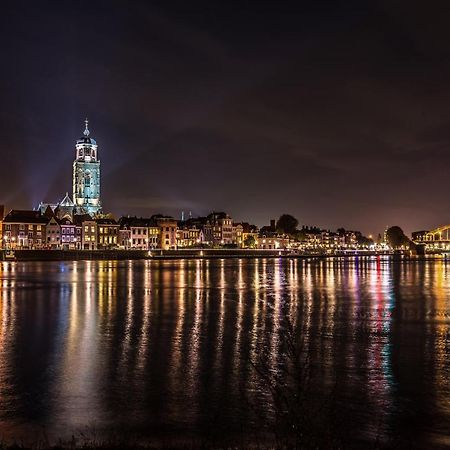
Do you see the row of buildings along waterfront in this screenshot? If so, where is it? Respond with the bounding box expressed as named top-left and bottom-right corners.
top-left (0, 208), bottom-right (369, 252)
top-left (0, 121), bottom-right (372, 252)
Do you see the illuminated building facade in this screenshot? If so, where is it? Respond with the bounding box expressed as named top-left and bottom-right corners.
top-left (96, 218), bottom-right (119, 249)
top-left (73, 119), bottom-right (101, 216)
top-left (1, 210), bottom-right (47, 249)
top-left (81, 219), bottom-right (97, 250)
top-left (154, 216), bottom-right (178, 250)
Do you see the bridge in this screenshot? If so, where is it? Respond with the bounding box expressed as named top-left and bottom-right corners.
top-left (414, 225), bottom-right (450, 251)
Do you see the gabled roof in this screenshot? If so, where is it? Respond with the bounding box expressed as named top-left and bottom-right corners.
top-left (59, 192), bottom-right (74, 207)
top-left (47, 216), bottom-right (59, 225)
top-left (58, 217), bottom-right (74, 226)
top-left (3, 210), bottom-right (48, 224)
top-left (119, 216), bottom-right (156, 228)
top-left (72, 214), bottom-right (93, 225)
top-left (207, 211), bottom-right (229, 221)
top-left (43, 205), bottom-right (55, 219)
top-left (96, 218), bottom-right (118, 225)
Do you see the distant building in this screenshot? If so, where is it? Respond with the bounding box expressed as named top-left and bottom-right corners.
top-left (119, 217), bottom-right (151, 249)
top-left (2, 210), bottom-right (47, 249)
top-left (154, 216), bottom-right (177, 250)
top-left (260, 219), bottom-right (277, 235)
top-left (37, 193), bottom-right (76, 221)
top-left (207, 212), bottom-right (233, 245)
top-left (81, 219), bottom-right (97, 250)
top-left (148, 225), bottom-right (160, 249)
top-left (45, 215), bottom-right (61, 249)
top-left (241, 223), bottom-right (259, 248)
top-left (60, 218), bottom-right (78, 249)
top-left (232, 223), bottom-right (244, 247)
top-left (57, 193), bottom-right (76, 220)
top-left (412, 230), bottom-right (429, 241)
top-left (0, 206), bottom-right (4, 248)
top-left (96, 218), bottom-right (118, 249)
top-left (176, 224), bottom-right (202, 248)
top-left (118, 226), bottom-right (131, 249)
top-left (257, 236), bottom-right (289, 250)
top-left (73, 119), bottom-right (101, 215)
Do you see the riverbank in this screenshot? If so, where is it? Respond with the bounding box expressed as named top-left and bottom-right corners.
top-left (0, 248), bottom-right (384, 261)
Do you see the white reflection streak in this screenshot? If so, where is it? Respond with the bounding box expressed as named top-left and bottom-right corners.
top-left (57, 261), bottom-right (104, 428)
top-left (137, 260), bottom-right (152, 372)
top-left (214, 261), bottom-right (226, 376)
top-left (233, 260), bottom-right (244, 377)
top-left (250, 259), bottom-right (262, 363)
top-left (169, 262), bottom-right (186, 398)
top-left (269, 260), bottom-right (281, 371)
top-left (120, 261), bottom-right (134, 369)
top-left (186, 263), bottom-right (203, 418)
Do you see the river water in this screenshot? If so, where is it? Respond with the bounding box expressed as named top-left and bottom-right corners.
top-left (0, 257), bottom-right (450, 447)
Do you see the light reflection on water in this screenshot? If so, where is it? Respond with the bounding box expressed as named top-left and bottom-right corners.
top-left (1, 257), bottom-right (450, 445)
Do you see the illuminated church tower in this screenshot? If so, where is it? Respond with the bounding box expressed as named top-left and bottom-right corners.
top-left (73, 119), bottom-right (101, 215)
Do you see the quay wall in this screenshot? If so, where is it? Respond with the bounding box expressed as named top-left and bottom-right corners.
top-left (0, 248), bottom-right (384, 262)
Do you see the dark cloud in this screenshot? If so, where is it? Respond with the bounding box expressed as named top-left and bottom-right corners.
top-left (1, 0), bottom-right (450, 235)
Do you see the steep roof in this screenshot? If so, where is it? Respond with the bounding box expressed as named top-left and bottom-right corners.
top-left (3, 210), bottom-right (48, 224)
top-left (96, 218), bottom-right (118, 225)
top-left (59, 192), bottom-right (74, 207)
top-left (119, 216), bottom-right (156, 228)
top-left (72, 214), bottom-right (93, 225)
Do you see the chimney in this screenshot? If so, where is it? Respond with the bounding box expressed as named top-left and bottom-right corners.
top-left (0, 205), bottom-right (4, 221)
top-left (270, 219), bottom-right (276, 231)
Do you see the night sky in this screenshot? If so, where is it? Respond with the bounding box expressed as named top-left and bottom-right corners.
top-left (2, 1), bottom-right (450, 235)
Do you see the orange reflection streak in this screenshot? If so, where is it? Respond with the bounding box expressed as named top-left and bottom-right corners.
top-left (0, 263), bottom-right (16, 432)
top-left (167, 260), bottom-right (187, 423)
top-left (287, 259), bottom-right (298, 324)
top-left (431, 260), bottom-right (450, 417)
top-left (136, 260), bottom-right (152, 373)
top-left (119, 260), bottom-right (135, 371)
top-left (213, 260), bottom-right (226, 393)
top-left (185, 260), bottom-right (203, 422)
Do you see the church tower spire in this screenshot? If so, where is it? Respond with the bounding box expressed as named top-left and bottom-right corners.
top-left (84, 118), bottom-right (90, 137)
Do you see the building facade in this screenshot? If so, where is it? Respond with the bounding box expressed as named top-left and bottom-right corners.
top-left (45, 216), bottom-right (61, 249)
top-left (81, 219), bottom-right (97, 250)
top-left (96, 219), bottom-right (119, 249)
top-left (60, 218), bottom-right (78, 249)
top-left (2, 210), bottom-right (47, 249)
top-left (155, 216), bottom-right (178, 250)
